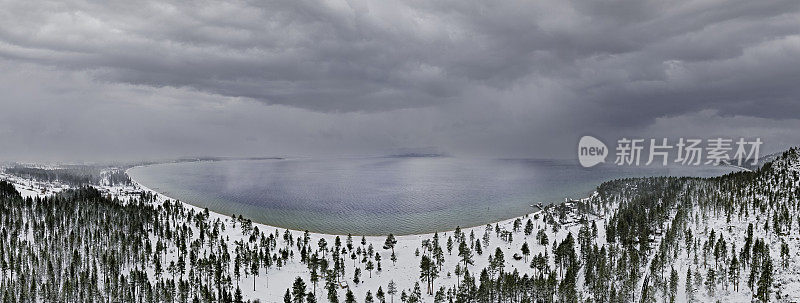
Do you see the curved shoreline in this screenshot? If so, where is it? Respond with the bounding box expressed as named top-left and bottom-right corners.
top-left (125, 159), bottom-right (731, 237)
top-left (126, 165), bottom-right (552, 238)
top-left (125, 160), bottom-right (567, 236)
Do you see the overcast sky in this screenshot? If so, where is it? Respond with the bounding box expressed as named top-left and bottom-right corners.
top-left (1, 0), bottom-right (799, 162)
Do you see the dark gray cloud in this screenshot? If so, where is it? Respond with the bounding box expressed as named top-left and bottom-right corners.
top-left (0, 0), bottom-right (799, 160)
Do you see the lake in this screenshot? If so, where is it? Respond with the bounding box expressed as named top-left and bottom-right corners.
top-left (127, 157), bottom-right (734, 235)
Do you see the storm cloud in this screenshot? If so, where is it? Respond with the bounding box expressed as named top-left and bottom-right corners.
top-left (1, 0), bottom-right (799, 161)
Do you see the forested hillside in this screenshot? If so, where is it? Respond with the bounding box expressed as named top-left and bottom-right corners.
top-left (0, 147), bottom-right (798, 302)
top-left (3, 165), bottom-right (131, 186)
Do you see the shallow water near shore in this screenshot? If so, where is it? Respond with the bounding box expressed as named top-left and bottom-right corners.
top-left (128, 157), bottom-right (734, 235)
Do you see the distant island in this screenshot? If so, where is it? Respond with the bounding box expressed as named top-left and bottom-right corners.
top-left (385, 153), bottom-right (449, 158)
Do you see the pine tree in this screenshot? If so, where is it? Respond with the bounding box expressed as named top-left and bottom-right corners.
top-left (365, 291), bottom-right (374, 303)
top-left (353, 268), bottom-right (361, 284)
top-left (434, 287), bottom-right (446, 303)
top-left (536, 229), bottom-right (548, 246)
top-left (521, 242), bottom-right (530, 263)
top-left (433, 244), bottom-right (444, 271)
top-left (781, 241), bottom-right (790, 269)
top-left (757, 256), bottom-right (773, 302)
top-left (345, 289), bottom-right (357, 303)
top-left (319, 239), bottom-right (328, 259)
top-left (366, 260), bottom-right (374, 278)
top-left (383, 235), bottom-right (396, 256)
top-left (458, 241), bottom-right (473, 268)
top-left (525, 219), bottom-right (534, 235)
top-left (376, 286), bottom-right (385, 303)
top-left (311, 266), bottom-right (320, 295)
top-left (669, 267), bottom-right (678, 303)
top-left (447, 237), bottom-right (453, 255)
top-left (234, 286), bottom-right (243, 303)
top-left (326, 276), bottom-right (339, 303)
top-left (419, 255), bottom-right (439, 295)
top-left (293, 277), bottom-right (308, 303)
top-left (347, 234), bottom-right (354, 252)
top-left (705, 269), bottom-right (716, 297)
top-left (387, 280), bottom-right (397, 303)
top-left (685, 268), bottom-right (694, 303)
top-left (251, 258), bottom-right (260, 291)
top-left (729, 254), bottom-right (740, 292)
top-left (409, 282), bottom-right (422, 303)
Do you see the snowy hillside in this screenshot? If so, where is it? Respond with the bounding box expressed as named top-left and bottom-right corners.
top-left (0, 147), bottom-right (798, 302)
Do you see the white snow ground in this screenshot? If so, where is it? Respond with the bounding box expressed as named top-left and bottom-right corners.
top-left (3, 154), bottom-right (800, 303)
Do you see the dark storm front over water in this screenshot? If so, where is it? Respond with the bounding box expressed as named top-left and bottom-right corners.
top-left (128, 157), bottom-right (734, 235)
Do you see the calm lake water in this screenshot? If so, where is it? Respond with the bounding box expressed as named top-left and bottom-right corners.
top-left (128, 157), bottom-right (734, 235)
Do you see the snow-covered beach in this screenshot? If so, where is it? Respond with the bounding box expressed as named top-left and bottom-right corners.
top-left (125, 178), bottom-right (603, 302)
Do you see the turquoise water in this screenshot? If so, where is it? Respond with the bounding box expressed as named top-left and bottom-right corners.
top-left (128, 157), bottom-right (733, 235)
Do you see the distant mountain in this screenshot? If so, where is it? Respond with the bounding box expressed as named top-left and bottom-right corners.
top-left (732, 150), bottom-right (785, 171)
top-left (385, 152), bottom-right (449, 158)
